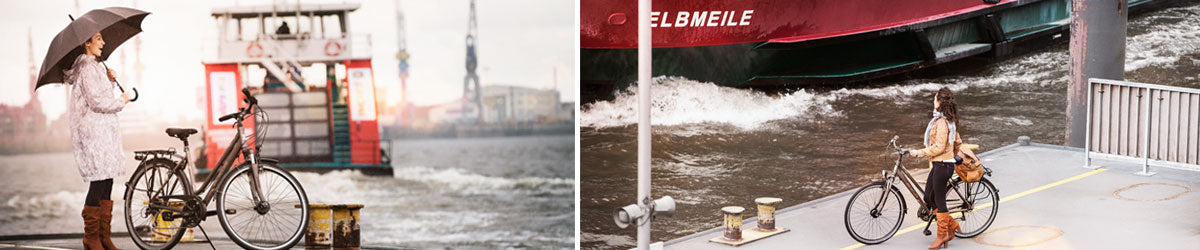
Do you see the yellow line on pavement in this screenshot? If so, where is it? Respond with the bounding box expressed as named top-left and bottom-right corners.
top-left (838, 168), bottom-right (1107, 250)
top-left (0, 243), bottom-right (73, 250)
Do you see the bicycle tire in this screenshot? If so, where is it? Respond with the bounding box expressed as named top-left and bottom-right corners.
top-left (216, 163), bottom-right (309, 250)
top-left (946, 178), bottom-right (998, 238)
top-left (123, 158), bottom-right (190, 250)
top-left (844, 181), bottom-right (907, 245)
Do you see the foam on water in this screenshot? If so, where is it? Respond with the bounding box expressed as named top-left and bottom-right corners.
top-left (1126, 4), bottom-right (1200, 72)
top-left (0, 191), bottom-right (84, 222)
top-left (289, 168), bottom-right (574, 248)
top-left (580, 76), bottom-right (836, 129)
top-left (390, 166), bottom-right (573, 194)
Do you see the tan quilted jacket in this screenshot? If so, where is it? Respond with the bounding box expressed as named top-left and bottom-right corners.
top-left (912, 118), bottom-right (962, 162)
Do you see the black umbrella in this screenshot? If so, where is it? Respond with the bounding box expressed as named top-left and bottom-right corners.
top-left (35, 7), bottom-right (149, 101)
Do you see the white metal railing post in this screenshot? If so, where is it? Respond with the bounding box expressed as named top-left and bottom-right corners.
top-left (637, 0), bottom-right (652, 249)
top-left (1084, 79), bottom-right (1094, 168)
top-left (1137, 87), bottom-right (1156, 176)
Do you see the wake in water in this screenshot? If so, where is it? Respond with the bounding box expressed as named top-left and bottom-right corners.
top-left (580, 46), bottom-right (1063, 133)
top-left (292, 168), bottom-right (574, 249)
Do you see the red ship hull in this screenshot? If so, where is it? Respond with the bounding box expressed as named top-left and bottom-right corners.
top-left (582, 0), bottom-right (1012, 49)
top-left (580, 0), bottom-right (1170, 87)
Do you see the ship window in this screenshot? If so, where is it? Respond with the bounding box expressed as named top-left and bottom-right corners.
top-left (239, 18), bottom-right (261, 41)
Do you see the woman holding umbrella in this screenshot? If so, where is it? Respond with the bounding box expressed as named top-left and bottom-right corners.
top-left (68, 31), bottom-right (130, 250)
top-left (35, 7), bottom-right (149, 250)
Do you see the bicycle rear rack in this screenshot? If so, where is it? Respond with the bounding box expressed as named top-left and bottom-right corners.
top-left (134, 148), bottom-right (184, 163)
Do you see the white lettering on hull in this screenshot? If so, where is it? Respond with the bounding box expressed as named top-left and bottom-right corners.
top-left (650, 10), bottom-right (753, 28)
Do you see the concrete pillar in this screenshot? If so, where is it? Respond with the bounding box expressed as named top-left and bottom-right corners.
top-left (1067, 0), bottom-right (1127, 147)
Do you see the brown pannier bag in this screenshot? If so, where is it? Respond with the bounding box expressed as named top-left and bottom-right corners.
top-left (956, 144), bottom-right (985, 183)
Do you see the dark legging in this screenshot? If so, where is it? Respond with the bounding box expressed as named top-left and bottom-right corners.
top-left (85, 178), bottom-right (113, 206)
top-left (923, 162), bottom-right (954, 212)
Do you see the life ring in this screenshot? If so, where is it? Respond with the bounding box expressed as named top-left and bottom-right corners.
top-left (325, 40), bottom-right (343, 57)
top-left (247, 41), bottom-right (264, 58)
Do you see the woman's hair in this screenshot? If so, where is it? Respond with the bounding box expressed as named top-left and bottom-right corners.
top-left (936, 87), bottom-right (958, 124)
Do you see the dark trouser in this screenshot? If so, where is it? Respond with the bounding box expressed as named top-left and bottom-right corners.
top-left (923, 162), bottom-right (954, 212)
top-left (85, 179), bottom-right (113, 206)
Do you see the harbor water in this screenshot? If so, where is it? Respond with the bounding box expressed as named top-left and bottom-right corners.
top-left (0, 135), bottom-right (575, 249)
top-left (579, 3), bottom-right (1200, 250)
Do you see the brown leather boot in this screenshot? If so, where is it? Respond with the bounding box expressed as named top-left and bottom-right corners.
top-left (82, 205), bottom-right (105, 250)
top-left (98, 200), bottom-right (123, 250)
top-left (944, 212), bottom-right (962, 243)
top-left (927, 212), bottom-right (951, 249)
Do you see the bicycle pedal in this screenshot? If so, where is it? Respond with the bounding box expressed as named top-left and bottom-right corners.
top-left (224, 209), bottom-right (237, 215)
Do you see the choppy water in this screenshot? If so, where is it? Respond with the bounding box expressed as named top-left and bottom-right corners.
top-left (580, 3), bottom-right (1200, 250)
top-left (0, 135), bottom-right (575, 249)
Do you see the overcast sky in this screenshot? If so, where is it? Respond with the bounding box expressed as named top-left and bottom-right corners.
top-left (0, 0), bottom-right (577, 123)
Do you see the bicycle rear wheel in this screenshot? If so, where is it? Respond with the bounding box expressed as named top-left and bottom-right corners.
top-left (123, 159), bottom-right (190, 250)
top-left (945, 178), bottom-right (998, 237)
top-left (216, 163), bottom-right (309, 250)
top-left (844, 181), bottom-right (907, 244)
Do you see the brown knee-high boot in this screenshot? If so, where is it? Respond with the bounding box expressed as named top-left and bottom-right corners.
top-left (943, 212), bottom-right (961, 243)
top-left (82, 205), bottom-right (105, 250)
top-left (98, 200), bottom-right (122, 250)
top-left (927, 212), bottom-right (959, 249)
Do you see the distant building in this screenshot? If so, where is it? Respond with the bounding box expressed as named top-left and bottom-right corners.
top-left (480, 85), bottom-right (569, 124)
top-left (0, 97), bottom-right (46, 138)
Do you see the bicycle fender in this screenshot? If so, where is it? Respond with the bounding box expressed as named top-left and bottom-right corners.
top-left (257, 157), bottom-right (280, 164)
top-left (125, 157), bottom-right (180, 188)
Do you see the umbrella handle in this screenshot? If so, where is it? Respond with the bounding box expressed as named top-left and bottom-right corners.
top-left (129, 87), bottom-right (139, 102)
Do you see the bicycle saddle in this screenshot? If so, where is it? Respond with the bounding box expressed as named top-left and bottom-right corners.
top-left (165, 128), bottom-right (198, 139)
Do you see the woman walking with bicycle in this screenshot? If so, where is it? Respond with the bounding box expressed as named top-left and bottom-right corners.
top-left (903, 87), bottom-right (963, 249)
top-left (67, 32), bottom-right (131, 250)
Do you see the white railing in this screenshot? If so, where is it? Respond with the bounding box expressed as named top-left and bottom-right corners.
top-left (214, 33), bottom-right (372, 63)
top-left (1085, 78), bottom-right (1200, 175)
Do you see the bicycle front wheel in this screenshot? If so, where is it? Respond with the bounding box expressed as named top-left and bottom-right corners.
top-left (844, 181), bottom-right (907, 245)
top-left (216, 163), bottom-right (309, 250)
top-left (946, 178), bottom-right (998, 238)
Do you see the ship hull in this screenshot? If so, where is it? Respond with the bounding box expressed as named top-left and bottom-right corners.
top-left (580, 0), bottom-right (1171, 87)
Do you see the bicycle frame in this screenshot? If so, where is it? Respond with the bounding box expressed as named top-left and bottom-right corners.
top-left (874, 140), bottom-right (974, 217)
top-left (144, 109), bottom-right (266, 217)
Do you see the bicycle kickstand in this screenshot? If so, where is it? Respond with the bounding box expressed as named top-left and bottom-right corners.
top-left (922, 219), bottom-right (934, 236)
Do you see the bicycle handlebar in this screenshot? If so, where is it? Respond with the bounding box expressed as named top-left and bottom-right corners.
top-left (217, 88), bottom-right (258, 122)
top-left (888, 135), bottom-right (906, 152)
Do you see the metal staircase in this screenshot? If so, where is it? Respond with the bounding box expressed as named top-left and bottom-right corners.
top-left (332, 103), bottom-right (351, 163)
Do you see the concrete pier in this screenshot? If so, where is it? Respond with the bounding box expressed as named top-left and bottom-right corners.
top-left (0, 217), bottom-right (406, 250)
top-left (664, 142), bottom-right (1200, 249)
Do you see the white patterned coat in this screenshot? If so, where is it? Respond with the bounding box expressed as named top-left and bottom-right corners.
top-left (66, 54), bottom-right (127, 182)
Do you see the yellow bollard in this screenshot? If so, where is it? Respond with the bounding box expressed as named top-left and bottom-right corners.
top-left (303, 204), bottom-right (334, 249)
top-left (149, 201), bottom-right (194, 242)
top-left (301, 203), bottom-right (364, 250)
top-left (755, 197), bottom-right (783, 231)
top-left (721, 206), bottom-right (745, 241)
top-left (331, 204), bottom-right (363, 250)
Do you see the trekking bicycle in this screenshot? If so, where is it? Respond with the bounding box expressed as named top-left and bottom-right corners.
top-left (843, 136), bottom-right (998, 245)
top-left (123, 88), bottom-right (309, 250)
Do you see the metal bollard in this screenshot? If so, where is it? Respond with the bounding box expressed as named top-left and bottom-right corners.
top-left (150, 201), bottom-right (194, 242)
top-left (304, 204), bottom-right (333, 249)
top-left (755, 197), bottom-right (783, 231)
top-left (721, 206), bottom-right (745, 241)
top-left (331, 204), bottom-right (363, 250)
top-left (301, 204), bottom-right (364, 250)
